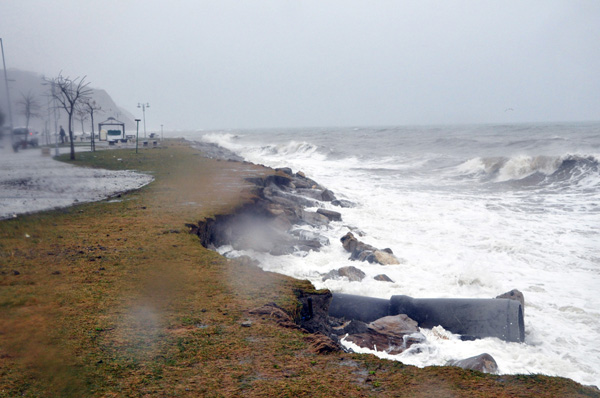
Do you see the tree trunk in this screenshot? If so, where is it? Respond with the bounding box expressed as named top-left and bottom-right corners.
top-left (68, 112), bottom-right (75, 160)
top-left (90, 111), bottom-right (95, 152)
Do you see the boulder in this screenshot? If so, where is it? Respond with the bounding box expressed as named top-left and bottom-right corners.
top-left (296, 188), bottom-right (328, 201)
top-left (374, 274), bottom-right (394, 282)
top-left (341, 231), bottom-right (360, 253)
top-left (322, 189), bottom-right (337, 202)
top-left (373, 250), bottom-right (400, 265)
top-left (290, 228), bottom-right (330, 246)
top-left (266, 185), bottom-right (319, 208)
top-left (275, 167), bottom-right (293, 176)
top-left (295, 239), bottom-right (322, 251)
top-left (292, 174), bottom-right (322, 189)
top-left (300, 210), bottom-right (330, 227)
top-left (368, 314), bottom-right (419, 337)
top-left (331, 199), bottom-right (355, 208)
top-left (317, 208), bottom-right (342, 222)
top-left (496, 289), bottom-right (525, 314)
top-left (343, 314), bottom-right (422, 355)
top-left (264, 174), bottom-right (293, 188)
top-left (447, 353), bottom-right (498, 374)
top-left (340, 232), bottom-right (399, 265)
top-left (271, 214), bottom-right (293, 232)
top-left (338, 266), bottom-right (366, 281)
top-left (322, 266), bottom-right (366, 282)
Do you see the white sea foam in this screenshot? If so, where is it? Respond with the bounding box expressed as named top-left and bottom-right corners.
top-left (197, 123), bottom-right (600, 388)
top-left (495, 155), bottom-right (561, 182)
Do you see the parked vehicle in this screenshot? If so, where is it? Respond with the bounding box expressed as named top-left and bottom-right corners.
top-left (11, 127), bottom-right (39, 152)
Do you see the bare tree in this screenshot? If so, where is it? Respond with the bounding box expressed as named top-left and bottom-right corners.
top-left (17, 91), bottom-right (41, 130)
top-left (83, 99), bottom-right (102, 152)
top-left (76, 107), bottom-right (88, 135)
top-left (45, 73), bottom-right (92, 160)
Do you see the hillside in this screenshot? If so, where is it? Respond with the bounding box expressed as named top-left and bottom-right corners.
top-left (0, 68), bottom-right (136, 137)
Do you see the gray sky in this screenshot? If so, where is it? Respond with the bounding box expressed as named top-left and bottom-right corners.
top-left (1, 1), bottom-right (599, 130)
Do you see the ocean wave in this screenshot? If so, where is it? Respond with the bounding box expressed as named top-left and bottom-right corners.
top-left (256, 140), bottom-right (321, 158)
top-left (200, 132), bottom-right (241, 147)
top-left (455, 154), bottom-right (599, 186)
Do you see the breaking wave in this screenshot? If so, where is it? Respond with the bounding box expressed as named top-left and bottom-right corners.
top-left (254, 140), bottom-right (322, 158)
top-left (455, 154), bottom-right (599, 187)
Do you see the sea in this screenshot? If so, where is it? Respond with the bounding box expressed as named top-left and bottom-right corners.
top-left (176, 122), bottom-right (600, 388)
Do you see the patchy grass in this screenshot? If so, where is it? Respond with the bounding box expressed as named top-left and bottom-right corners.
top-left (0, 141), bottom-right (598, 397)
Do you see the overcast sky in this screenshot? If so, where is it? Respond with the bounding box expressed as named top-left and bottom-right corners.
top-left (1, 1), bottom-right (599, 130)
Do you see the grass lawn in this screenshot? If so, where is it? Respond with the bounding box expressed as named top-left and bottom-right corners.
top-left (1, 141), bottom-right (597, 397)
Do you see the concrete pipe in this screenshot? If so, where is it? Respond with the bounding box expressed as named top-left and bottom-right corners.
top-left (329, 293), bottom-right (525, 343)
top-left (329, 293), bottom-right (391, 324)
top-left (390, 295), bottom-right (524, 342)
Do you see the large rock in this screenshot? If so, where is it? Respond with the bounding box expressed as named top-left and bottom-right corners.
top-left (340, 232), bottom-right (399, 265)
top-left (447, 353), bottom-right (499, 374)
top-left (343, 314), bottom-right (423, 355)
top-left (368, 314), bottom-right (419, 337)
top-left (331, 199), bottom-right (355, 208)
top-left (296, 188), bottom-right (331, 201)
top-left (289, 228), bottom-right (330, 246)
top-left (275, 167), bottom-right (293, 176)
top-left (496, 289), bottom-right (525, 314)
top-left (372, 250), bottom-right (400, 265)
top-left (300, 210), bottom-right (330, 227)
top-left (322, 266), bottom-right (366, 282)
top-left (374, 274), bottom-right (394, 282)
top-left (321, 189), bottom-right (337, 202)
top-left (292, 172), bottom-right (322, 190)
top-left (317, 208), bottom-right (342, 222)
top-left (265, 185), bottom-right (319, 208)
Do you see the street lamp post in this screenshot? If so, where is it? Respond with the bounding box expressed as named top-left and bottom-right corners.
top-left (42, 79), bottom-right (60, 156)
top-left (1, 38), bottom-right (14, 133)
top-left (137, 102), bottom-right (149, 138)
top-left (135, 118), bottom-right (141, 154)
top-left (161, 124), bottom-right (163, 141)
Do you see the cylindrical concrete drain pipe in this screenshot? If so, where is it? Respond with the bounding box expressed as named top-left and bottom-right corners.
top-left (329, 293), bottom-right (525, 343)
top-left (390, 295), bottom-right (524, 342)
top-left (329, 293), bottom-right (391, 324)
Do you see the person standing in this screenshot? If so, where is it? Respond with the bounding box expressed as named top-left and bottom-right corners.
top-left (59, 126), bottom-right (66, 144)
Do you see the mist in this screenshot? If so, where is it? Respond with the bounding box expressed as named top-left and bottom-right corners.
top-left (1, 1), bottom-right (599, 130)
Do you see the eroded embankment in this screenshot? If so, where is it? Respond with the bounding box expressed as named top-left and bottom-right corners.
top-left (185, 166), bottom-right (427, 356)
top-left (185, 161), bottom-right (529, 375)
top-left (185, 168), bottom-right (342, 342)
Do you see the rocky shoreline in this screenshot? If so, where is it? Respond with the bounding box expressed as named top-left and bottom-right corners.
top-left (184, 141), bottom-right (535, 374)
